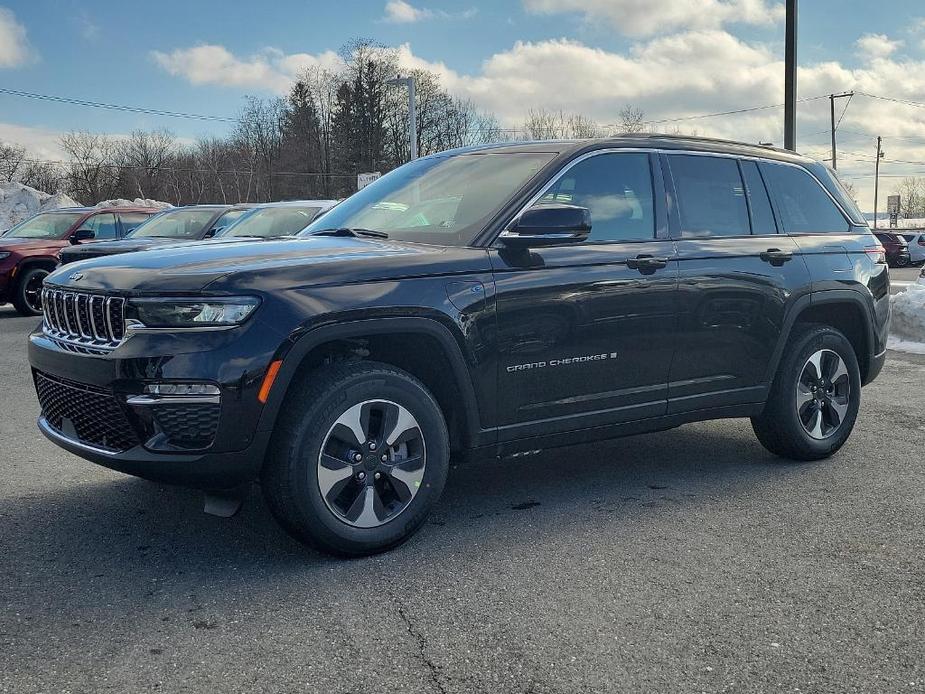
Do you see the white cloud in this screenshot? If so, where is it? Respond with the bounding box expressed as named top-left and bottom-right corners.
top-left (856, 33), bottom-right (902, 60)
top-left (0, 7), bottom-right (32, 67)
top-left (0, 122), bottom-right (66, 159)
top-left (381, 1), bottom-right (476, 23)
top-left (150, 44), bottom-right (342, 94)
top-left (383, 0), bottom-right (433, 23)
top-left (523, 0), bottom-right (785, 37)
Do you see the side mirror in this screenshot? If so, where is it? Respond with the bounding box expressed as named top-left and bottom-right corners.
top-left (499, 203), bottom-right (591, 248)
top-left (70, 228), bottom-right (95, 244)
top-left (204, 226), bottom-right (224, 238)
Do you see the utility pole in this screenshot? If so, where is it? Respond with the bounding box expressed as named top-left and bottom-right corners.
top-left (387, 76), bottom-right (417, 161)
top-left (828, 91), bottom-right (853, 169)
top-left (784, 0), bottom-right (798, 151)
top-left (873, 136), bottom-right (884, 228)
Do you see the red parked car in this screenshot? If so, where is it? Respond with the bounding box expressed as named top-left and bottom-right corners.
top-left (0, 206), bottom-right (159, 315)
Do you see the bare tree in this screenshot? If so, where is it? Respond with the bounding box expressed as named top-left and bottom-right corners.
top-left (59, 130), bottom-right (121, 204)
top-left (521, 109), bottom-right (602, 140)
top-left (19, 160), bottom-right (65, 193)
top-left (0, 142), bottom-right (26, 182)
top-left (894, 177), bottom-right (925, 219)
top-left (119, 128), bottom-right (175, 200)
top-left (618, 105), bottom-right (646, 134)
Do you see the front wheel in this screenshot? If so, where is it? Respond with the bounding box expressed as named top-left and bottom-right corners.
top-left (751, 325), bottom-right (861, 461)
top-left (13, 267), bottom-right (48, 316)
top-left (262, 361), bottom-right (449, 556)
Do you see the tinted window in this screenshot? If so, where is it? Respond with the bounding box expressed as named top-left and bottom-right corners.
top-left (213, 209), bottom-right (246, 230)
top-left (221, 207), bottom-right (321, 238)
top-left (118, 212), bottom-right (152, 234)
top-left (539, 152), bottom-right (654, 242)
top-left (130, 208), bottom-right (217, 239)
top-left (83, 213), bottom-right (118, 240)
top-left (303, 153), bottom-right (555, 246)
top-left (809, 163), bottom-right (865, 225)
top-left (3, 212), bottom-right (84, 238)
top-left (740, 161), bottom-right (777, 235)
top-left (760, 162), bottom-right (849, 233)
top-left (669, 155), bottom-right (749, 237)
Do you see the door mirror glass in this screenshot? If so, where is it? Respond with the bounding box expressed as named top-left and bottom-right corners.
top-left (502, 203), bottom-right (591, 247)
top-left (70, 228), bottom-right (95, 244)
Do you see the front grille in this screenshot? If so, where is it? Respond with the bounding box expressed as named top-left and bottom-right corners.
top-left (35, 372), bottom-right (139, 452)
top-left (42, 288), bottom-right (126, 352)
top-left (151, 403), bottom-right (221, 449)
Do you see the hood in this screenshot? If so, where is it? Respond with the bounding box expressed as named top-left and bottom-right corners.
top-left (44, 236), bottom-right (491, 294)
top-left (60, 237), bottom-right (179, 259)
top-left (0, 236), bottom-right (67, 252)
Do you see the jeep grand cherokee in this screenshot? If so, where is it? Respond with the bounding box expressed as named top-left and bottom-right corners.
top-left (28, 136), bottom-right (890, 556)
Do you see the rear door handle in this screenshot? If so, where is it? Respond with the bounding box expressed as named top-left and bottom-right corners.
top-left (626, 254), bottom-right (669, 273)
top-left (759, 248), bottom-right (793, 265)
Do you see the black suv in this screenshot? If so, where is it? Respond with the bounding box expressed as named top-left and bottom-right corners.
top-left (28, 136), bottom-right (890, 556)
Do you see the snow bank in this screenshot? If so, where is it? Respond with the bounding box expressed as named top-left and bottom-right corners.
top-left (889, 283), bottom-right (925, 354)
top-left (94, 198), bottom-right (172, 210)
top-left (0, 182), bottom-right (80, 231)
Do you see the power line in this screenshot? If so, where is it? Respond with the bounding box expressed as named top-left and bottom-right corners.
top-left (0, 87), bottom-right (237, 123)
top-left (18, 157), bottom-right (356, 178)
top-left (619, 94), bottom-right (831, 128)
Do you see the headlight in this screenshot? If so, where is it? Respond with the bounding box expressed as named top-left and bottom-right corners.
top-left (0, 252), bottom-right (11, 261)
top-left (126, 297), bottom-right (260, 329)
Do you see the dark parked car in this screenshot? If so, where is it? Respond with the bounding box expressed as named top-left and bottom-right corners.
top-left (0, 206), bottom-right (158, 315)
top-left (873, 231), bottom-right (911, 267)
top-left (58, 205), bottom-right (253, 266)
top-left (216, 200), bottom-right (338, 239)
top-left (29, 136), bottom-right (889, 556)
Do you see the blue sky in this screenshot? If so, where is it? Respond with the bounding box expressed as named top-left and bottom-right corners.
top-left (3, 0), bottom-right (925, 206)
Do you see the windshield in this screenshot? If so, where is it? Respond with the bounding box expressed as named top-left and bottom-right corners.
top-left (4, 212), bottom-right (85, 239)
top-left (218, 206), bottom-right (322, 238)
top-left (129, 208), bottom-right (219, 239)
top-left (301, 152), bottom-right (555, 246)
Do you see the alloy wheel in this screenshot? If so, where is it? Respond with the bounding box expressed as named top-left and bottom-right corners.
top-left (317, 399), bottom-right (426, 528)
top-left (23, 271), bottom-right (48, 313)
top-left (796, 349), bottom-right (851, 440)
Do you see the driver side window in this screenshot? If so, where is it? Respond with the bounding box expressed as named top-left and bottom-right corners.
top-left (541, 153), bottom-right (655, 242)
top-left (83, 213), bottom-right (118, 240)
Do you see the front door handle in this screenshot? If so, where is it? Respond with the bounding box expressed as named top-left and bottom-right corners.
top-left (759, 248), bottom-right (793, 266)
top-left (626, 254), bottom-right (669, 274)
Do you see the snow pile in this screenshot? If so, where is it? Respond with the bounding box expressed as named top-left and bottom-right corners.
top-left (888, 283), bottom-right (925, 354)
top-left (0, 182), bottom-right (80, 231)
top-left (94, 197), bottom-right (172, 210)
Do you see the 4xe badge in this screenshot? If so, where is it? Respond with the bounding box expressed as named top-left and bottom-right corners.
top-left (68, 272), bottom-right (84, 282)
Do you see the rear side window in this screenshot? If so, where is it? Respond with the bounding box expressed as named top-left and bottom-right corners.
top-left (740, 161), bottom-right (777, 235)
top-left (118, 212), bottom-right (151, 234)
top-left (540, 152), bottom-right (655, 242)
top-left (668, 155), bottom-right (750, 237)
top-left (760, 162), bottom-right (849, 234)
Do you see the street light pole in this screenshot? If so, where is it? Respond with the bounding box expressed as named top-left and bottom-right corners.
top-left (784, 0), bottom-right (798, 151)
top-left (387, 76), bottom-right (417, 161)
top-left (873, 136), bottom-right (884, 229)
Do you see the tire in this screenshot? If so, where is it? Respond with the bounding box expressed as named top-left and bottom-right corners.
top-left (261, 360), bottom-right (450, 557)
top-left (12, 267), bottom-right (49, 316)
top-left (751, 324), bottom-right (861, 461)
top-left (894, 256), bottom-right (909, 268)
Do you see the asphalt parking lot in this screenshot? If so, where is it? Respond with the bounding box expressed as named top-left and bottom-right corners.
top-left (1, 299), bottom-right (923, 694)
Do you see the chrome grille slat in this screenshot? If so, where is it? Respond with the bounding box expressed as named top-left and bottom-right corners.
top-left (41, 287), bottom-right (125, 352)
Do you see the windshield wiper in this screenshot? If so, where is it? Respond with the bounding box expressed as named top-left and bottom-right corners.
top-left (311, 227), bottom-right (389, 239)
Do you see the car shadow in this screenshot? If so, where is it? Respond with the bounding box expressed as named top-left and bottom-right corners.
top-left (1, 422), bottom-right (797, 579)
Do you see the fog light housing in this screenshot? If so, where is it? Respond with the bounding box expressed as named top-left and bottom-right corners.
top-left (144, 383), bottom-right (220, 396)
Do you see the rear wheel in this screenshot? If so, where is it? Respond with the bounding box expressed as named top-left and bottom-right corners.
top-left (13, 267), bottom-right (48, 316)
top-left (262, 360), bottom-right (449, 556)
top-left (751, 324), bottom-right (861, 461)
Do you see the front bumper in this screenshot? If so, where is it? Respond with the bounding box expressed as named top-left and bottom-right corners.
top-left (28, 318), bottom-right (284, 489)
